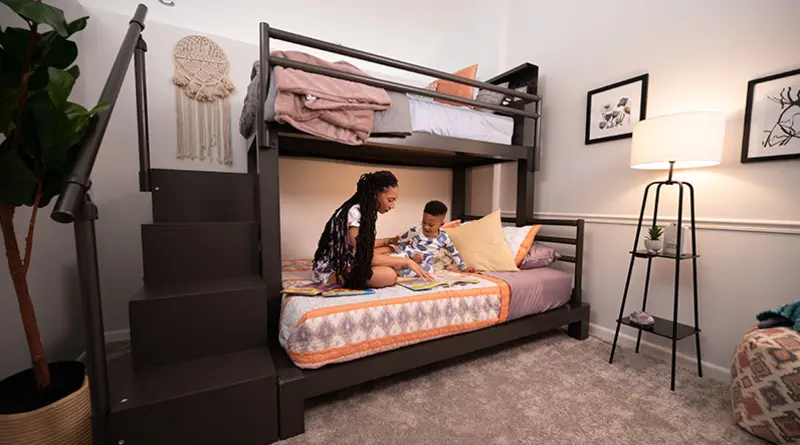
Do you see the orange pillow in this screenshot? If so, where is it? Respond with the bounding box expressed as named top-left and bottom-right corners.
top-left (434, 64), bottom-right (478, 107)
top-left (442, 219), bottom-right (461, 229)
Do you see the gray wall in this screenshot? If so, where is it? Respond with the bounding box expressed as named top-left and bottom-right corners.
top-left (0, 0), bottom-right (86, 379)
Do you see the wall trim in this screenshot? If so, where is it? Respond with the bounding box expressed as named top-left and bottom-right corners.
top-left (589, 323), bottom-right (730, 383)
top-left (501, 211), bottom-right (800, 235)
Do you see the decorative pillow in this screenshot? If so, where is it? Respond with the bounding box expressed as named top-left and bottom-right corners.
top-left (409, 81), bottom-right (438, 102)
top-left (442, 219), bottom-right (461, 229)
top-left (519, 243), bottom-right (561, 269)
top-left (502, 225), bottom-right (542, 266)
top-left (475, 83), bottom-right (530, 112)
top-left (475, 82), bottom-right (508, 106)
top-left (434, 64), bottom-right (478, 108)
top-left (445, 210), bottom-right (518, 272)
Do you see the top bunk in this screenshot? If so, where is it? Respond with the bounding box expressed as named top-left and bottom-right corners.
top-left (243, 23), bottom-right (542, 171)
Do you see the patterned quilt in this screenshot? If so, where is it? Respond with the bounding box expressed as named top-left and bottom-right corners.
top-left (280, 259), bottom-right (510, 369)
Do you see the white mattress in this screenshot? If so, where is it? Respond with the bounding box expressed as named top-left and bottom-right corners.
top-left (408, 96), bottom-right (514, 144)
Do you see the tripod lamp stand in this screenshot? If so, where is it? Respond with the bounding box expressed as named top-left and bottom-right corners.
top-left (609, 111), bottom-right (726, 391)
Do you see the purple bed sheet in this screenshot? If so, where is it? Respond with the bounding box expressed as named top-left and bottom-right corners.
top-left (483, 267), bottom-right (573, 321)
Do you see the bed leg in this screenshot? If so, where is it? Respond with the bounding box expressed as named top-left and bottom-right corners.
top-left (567, 303), bottom-right (590, 340)
top-left (278, 369), bottom-right (306, 439)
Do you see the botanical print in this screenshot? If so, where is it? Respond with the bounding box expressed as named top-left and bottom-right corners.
top-left (598, 96), bottom-right (632, 131)
top-left (585, 74), bottom-right (648, 145)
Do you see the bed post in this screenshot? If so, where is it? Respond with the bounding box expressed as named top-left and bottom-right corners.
top-left (515, 99), bottom-right (537, 226)
top-left (256, 22), bottom-right (282, 335)
top-left (452, 166), bottom-right (466, 221)
top-left (568, 219), bottom-right (589, 340)
top-left (259, 22), bottom-right (308, 440)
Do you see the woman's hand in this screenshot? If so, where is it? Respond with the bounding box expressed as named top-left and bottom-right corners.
top-left (406, 258), bottom-right (435, 281)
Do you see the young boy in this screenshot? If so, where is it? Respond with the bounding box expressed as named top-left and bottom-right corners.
top-left (383, 200), bottom-right (474, 277)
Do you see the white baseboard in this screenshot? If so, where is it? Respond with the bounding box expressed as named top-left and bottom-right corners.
top-left (589, 323), bottom-right (730, 383)
top-left (104, 329), bottom-right (130, 344)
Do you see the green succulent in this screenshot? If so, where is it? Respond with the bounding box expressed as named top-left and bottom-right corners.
top-left (646, 226), bottom-right (663, 241)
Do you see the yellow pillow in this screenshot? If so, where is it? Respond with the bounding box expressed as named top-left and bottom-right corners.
top-left (445, 210), bottom-right (519, 272)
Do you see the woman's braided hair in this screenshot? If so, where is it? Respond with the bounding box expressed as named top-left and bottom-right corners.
top-left (313, 171), bottom-right (398, 289)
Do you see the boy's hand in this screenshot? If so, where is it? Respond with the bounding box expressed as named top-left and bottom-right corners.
top-left (388, 235), bottom-right (401, 245)
top-left (412, 254), bottom-right (423, 264)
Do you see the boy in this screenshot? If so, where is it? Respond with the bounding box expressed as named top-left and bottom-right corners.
top-left (383, 200), bottom-right (474, 277)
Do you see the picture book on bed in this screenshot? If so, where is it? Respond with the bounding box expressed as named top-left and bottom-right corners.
top-left (397, 277), bottom-right (480, 292)
top-left (282, 283), bottom-right (377, 297)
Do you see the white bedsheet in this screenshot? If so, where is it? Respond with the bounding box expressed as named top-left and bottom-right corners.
top-left (408, 96), bottom-right (514, 144)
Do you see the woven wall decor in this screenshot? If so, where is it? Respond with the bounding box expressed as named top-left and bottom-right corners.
top-left (172, 35), bottom-right (235, 165)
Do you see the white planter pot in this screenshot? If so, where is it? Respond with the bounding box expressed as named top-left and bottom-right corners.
top-left (644, 238), bottom-right (663, 254)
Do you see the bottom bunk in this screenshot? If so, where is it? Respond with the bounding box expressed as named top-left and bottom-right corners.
top-left (273, 250), bottom-right (590, 439)
top-left (271, 299), bottom-right (590, 439)
top-left (279, 259), bottom-right (574, 369)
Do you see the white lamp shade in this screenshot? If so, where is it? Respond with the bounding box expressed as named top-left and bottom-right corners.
top-left (630, 111), bottom-right (726, 170)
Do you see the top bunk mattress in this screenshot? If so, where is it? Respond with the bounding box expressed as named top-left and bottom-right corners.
top-left (408, 96), bottom-right (514, 144)
top-left (242, 64), bottom-right (516, 146)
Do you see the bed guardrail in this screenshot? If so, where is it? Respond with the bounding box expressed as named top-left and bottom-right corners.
top-left (256, 22), bottom-right (540, 152)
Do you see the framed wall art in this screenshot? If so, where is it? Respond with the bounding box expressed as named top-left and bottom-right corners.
top-left (585, 73), bottom-right (649, 145)
top-left (741, 67), bottom-right (800, 163)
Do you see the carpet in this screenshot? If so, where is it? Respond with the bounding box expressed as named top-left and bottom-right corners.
top-left (278, 332), bottom-right (767, 445)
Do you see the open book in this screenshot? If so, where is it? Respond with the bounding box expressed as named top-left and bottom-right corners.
top-left (396, 277), bottom-right (480, 292)
top-left (282, 283), bottom-right (341, 296)
top-left (282, 283), bottom-right (376, 297)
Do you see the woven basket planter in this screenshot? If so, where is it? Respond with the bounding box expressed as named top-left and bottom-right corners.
top-left (0, 375), bottom-right (92, 445)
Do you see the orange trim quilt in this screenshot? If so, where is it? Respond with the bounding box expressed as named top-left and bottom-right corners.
top-left (280, 259), bottom-right (511, 369)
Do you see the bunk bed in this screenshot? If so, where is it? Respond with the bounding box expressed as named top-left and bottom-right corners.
top-left (247, 23), bottom-right (590, 440)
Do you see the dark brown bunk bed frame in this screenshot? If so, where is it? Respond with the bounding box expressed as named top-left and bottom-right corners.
top-left (252, 23), bottom-right (591, 440)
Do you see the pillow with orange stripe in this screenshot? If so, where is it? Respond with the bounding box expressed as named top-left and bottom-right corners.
top-left (502, 225), bottom-right (542, 267)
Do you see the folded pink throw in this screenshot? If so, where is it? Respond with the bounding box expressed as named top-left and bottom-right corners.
top-left (272, 50), bottom-right (392, 145)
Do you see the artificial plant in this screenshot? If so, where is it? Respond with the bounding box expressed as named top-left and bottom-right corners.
top-left (646, 226), bottom-right (663, 241)
top-left (0, 0), bottom-right (107, 389)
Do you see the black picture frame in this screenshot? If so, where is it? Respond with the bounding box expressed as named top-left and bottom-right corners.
top-left (585, 74), bottom-right (649, 145)
top-left (741, 67), bottom-right (800, 164)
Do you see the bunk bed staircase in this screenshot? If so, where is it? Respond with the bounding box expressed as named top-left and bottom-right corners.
top-left (49, 6), bottom-right (278, 445)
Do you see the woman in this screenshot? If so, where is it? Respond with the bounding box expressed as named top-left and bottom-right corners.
top-left (312, 171), bottom-right (435, 289)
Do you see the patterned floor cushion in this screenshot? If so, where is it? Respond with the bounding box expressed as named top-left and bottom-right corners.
top-left (731, 326), bottom-right (800, 444)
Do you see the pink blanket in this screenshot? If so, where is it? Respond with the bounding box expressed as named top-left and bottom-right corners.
top-left (272, 50), bottom-right (392, 145)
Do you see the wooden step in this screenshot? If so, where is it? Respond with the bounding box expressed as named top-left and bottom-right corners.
top-left (150, 169), bottom-right (256, 223)
top-left (107, 347), bottom-right (278, 445)
top-left (129, 276), bottom-right (267, 369)
top-left (141, 222), bottom-right (259, 285)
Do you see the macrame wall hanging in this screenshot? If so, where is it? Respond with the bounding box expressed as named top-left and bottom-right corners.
top-left (172, 35), bottom-right (235, 165)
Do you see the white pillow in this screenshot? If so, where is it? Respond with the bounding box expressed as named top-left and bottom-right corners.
top-left (502, 225), bottom-right (542, 266)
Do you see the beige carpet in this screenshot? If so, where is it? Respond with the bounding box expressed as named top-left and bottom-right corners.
top-left (278, 332), bottom-right (767, 445)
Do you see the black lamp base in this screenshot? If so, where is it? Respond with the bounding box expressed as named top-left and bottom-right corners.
top-left (608, 161), bottom-right (703, 391)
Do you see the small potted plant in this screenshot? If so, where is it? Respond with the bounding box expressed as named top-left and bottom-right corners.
top-left (0, 1), bottom-right (107, 444)
top-left (644, 226), bottom-right (663, 254)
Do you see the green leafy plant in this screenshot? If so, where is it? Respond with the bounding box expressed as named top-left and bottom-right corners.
top-left (646, 226), bottom-right (663, 241)
top-left (1, 0), bottom-right (108, 389)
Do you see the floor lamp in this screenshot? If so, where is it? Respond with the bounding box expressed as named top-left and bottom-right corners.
top-left (609, 111), bottom-right (726, 391)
